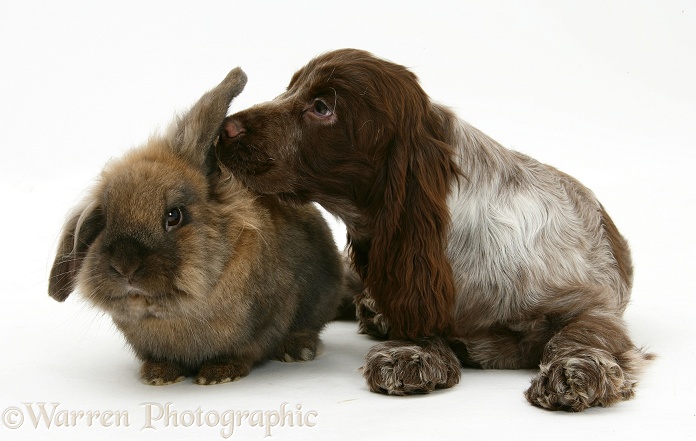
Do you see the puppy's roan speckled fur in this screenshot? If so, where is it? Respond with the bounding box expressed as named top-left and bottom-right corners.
top-left (48, 68), bottom-right (356, 386)
top-left (216, 49), bottom-right (653, 410)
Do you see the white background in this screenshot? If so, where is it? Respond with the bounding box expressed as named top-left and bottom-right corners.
top-left (1, 1), bottom-right (694, 439)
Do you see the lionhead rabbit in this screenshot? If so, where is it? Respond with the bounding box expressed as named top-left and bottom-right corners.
top-left (48, 68), bottom-right (355, 386)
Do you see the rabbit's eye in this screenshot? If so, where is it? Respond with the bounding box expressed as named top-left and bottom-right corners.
top-left (165, 207), bottom-right (184, 231)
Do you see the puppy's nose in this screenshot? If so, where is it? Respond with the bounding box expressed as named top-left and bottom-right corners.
top-left (224, 119), bottom-right (246, 138)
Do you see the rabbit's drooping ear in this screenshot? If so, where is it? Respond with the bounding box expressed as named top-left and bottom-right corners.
top-left (168, 67), bottom-right (247, 170)
top-left (48, 203), bottom-right (104, 302)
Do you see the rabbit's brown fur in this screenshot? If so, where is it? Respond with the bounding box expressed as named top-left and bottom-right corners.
top-left (49, 68), bottom-right (353, 385)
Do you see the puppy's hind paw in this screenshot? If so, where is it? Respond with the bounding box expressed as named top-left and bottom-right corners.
top-left (362, 338), bottom-right (461, 395)
top-left (356, 291), bottom-right (390, 339)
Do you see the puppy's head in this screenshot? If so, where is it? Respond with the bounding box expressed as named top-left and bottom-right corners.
top-left (216, 49), bottom-right (435, 210)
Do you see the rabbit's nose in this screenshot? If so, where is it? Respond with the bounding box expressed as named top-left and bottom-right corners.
top-left (223, 119), bottom-right (246, 138)
top-left (108, 239), bottom-right (147, 282)
top-left (109, 257), bottom-right (144, 281)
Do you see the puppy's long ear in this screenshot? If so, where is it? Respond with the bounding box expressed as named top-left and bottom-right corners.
top-left (368, 106), bottom-right (460, 340)
top-left (167, 67), bottom-right (247, 171)
top-left (48, 203), bottom-right (104, 302)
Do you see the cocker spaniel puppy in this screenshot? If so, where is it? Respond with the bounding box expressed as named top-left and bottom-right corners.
top-left (216, 49), bottom-right (651, 411)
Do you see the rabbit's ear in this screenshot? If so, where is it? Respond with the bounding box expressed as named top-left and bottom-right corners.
top-left (168, 67), bottom-right (247, 171)
top-left (48, 203), bottom-right (104, 302)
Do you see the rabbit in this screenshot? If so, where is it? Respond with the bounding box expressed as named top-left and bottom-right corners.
top-left (48, 67), bottom-right (355, 386)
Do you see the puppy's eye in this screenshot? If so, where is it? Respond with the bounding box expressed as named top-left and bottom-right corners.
top-left (165, 207), bottom-right (184, 231)
top-left (312, 99), bottom-right (333, 117)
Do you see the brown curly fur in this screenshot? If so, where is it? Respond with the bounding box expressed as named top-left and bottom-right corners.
top-left (215, 49), bottom-right (652, 409)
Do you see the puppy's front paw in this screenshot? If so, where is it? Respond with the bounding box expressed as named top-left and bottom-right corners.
top-left (195, 361), bottom-right (251, 385)
top-left (525, 348), bottom-right (637, 412)
top-left (140, 360), bottom-right (186, 386)
top-left (362, 338), bottom-right (461, 395)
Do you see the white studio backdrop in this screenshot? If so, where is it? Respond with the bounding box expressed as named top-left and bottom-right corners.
top-left (1, 1), bottom-right (694, 440)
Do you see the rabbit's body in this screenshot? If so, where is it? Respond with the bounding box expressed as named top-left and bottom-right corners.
top-left (49, 69), bottom-right (352, 385)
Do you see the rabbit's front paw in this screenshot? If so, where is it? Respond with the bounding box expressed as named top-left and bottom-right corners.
top-left (195, 361), bottom-right (251, 385)
top-left (140, 360), bottom-right (186, 386)
top-left (278, 331), bottom-right (320, 362)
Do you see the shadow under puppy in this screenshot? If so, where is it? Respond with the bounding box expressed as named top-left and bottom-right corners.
top-left (48, 68), bottom-right (354, 386)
